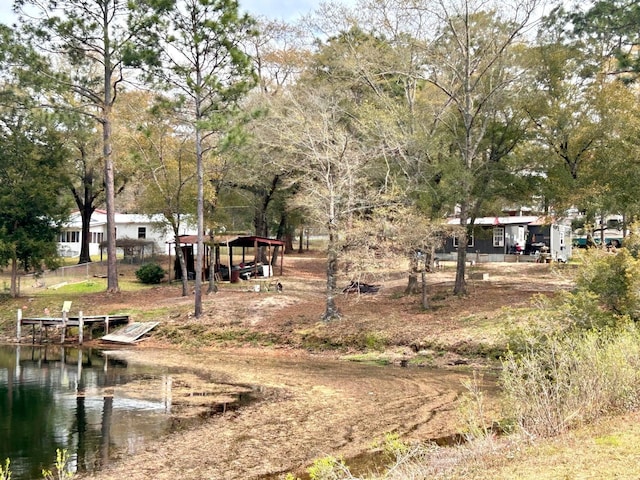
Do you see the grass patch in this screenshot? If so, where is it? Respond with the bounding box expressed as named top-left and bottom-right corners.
top-left (342, 352), bottom-right (391, 365)
top-left (501, 325), bottom-right (640, 438)
top-left (46, 280), bottom-right (106, 295)
top-left (408, 353), bottom-right (435, 367)
top-left (157, 323), bottom-right (281, 349)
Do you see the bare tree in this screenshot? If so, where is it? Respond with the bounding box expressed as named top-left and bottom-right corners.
top-left (264, 86), bottom-right (379, 321)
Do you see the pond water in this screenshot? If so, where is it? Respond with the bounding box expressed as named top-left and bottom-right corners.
top-left (0, 345), bottom-right (256, 480)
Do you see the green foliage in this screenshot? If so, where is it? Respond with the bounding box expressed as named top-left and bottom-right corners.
top-left (623, 227), bottom-right (640, 260)
top-left (135, 263), bottom-right (166, 284)
top-left (379, 432), bottom-right (411, 459)
top-left (500, 249), bottom-right (640, 439)
top-left (0, 107), bottom-right (70, 277)
top-left (457, 372), bottom-right (492, 441)
top-left (41, 449), bottom-right (74, 480)
top-left (307, 456), bottom-right (353, 480)
top-left (363, 332), bottom-right (387, 351)
top-left (574, 249), bottom-right (640, 320)
top-left (0, 458), bottom-right (10, 480)
top-left (503, 248), bottom-right (640, 354)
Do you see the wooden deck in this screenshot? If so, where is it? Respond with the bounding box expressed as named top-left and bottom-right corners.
top-left (17, 309), bottom-right (129, 345)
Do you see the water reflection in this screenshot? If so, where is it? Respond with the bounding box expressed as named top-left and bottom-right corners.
top-left (0, 345), bottom-right (174, 480)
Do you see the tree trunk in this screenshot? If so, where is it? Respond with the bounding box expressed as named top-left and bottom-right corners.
top-left (254, 204), bottom-right (269, 238)
top-left (73, 156), bottom-right (99, 265)
top-left (194, 123), bottom-right (204, 317)
top-left (102, 22), bottom-right (118, 293)
top-left (454, 237), bottom-right (468, 296)
top-left (254, 174), bottom-right (280, 235)
top-left (427, 245), bottom-right (436, 272)
top-left (322, 227), bottom-right (341, 321)
top-left (78, 204), bottom-right (95, 264)
top-left (99, 395), bottom-right (113, 468)
top-left (421, 265), bottom-right (429, 310)
top-left (75, 356), bottom-right (87, 473)
top-left (454, 207), bottom-right (469, 296)
top-left (10, 256), bottom-right (18, 298)
top-left (298, 228), bottom-right (304, 253)
top-left (405, 254), bottom-right (419, 294)
top-left (207, 231), bottom-right (217, 294)
top-left (175, 242), bottom-right (189, 297)
top-left (103, 111), bottom-right (119, 293)
top-left (405, 273), bottom-right (419, 294)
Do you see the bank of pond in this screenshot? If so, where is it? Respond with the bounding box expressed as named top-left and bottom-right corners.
top-left (0, 345), bottom-right (258, 480)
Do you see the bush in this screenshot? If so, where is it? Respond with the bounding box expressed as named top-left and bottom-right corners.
top-left (135, 263), bottom-right (166, 284)
top-left (501, 325), bottom-right (640, 438)
top-left (623, 225), bottom-right (640, 259)
top-left (575, 248), bottom-right (640, 320)
top-left (499, 247), bottom-right (640, 439)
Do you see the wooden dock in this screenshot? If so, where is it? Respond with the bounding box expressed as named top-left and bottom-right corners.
top-left (17, 308), bottom-right (129, 345)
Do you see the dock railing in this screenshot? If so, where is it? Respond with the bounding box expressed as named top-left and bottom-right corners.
top-left (17, 308), bottom-right (129, 345)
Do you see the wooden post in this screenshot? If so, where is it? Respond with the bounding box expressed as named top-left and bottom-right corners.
top-left (61, 301), bottom-right (72, 345)
top-left (77, 349), bottom-right (83, 381)
top-left (78, 311), bottom-right (84, 345)
top-left (61, 310), bottom-right (67, 344)
top-left (105, 315), bottom-right (110, 334)
top-left (16, 308), bottom-right (22, 341)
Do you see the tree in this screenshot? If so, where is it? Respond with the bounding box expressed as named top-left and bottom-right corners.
top-left (306, 1), bottom-right (537, 296)
top-left (130, 0), bottom-right (257, 317)
top-left (420, 0), bottom-right (540, 295)
top-left (121, 92), bottom-right (198, 296)
top-left (57, 111), bottom-right (109, 265)
top-left (537, 2), bottom-right (640, 231)
top-left (14, 0), bottom-right (146, 293)
top-left (263, 83), bottom-right (381, 321)
top-left (227, 19), bottom-right (313, 262)
top-left (0, 106), bottom-right (70, 296)
top-left (567, 0), bottom-right (640, 79)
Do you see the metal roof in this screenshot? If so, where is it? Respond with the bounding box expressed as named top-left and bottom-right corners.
top-left (447, 216), bottom-right (543, 226)
top-left (174, 235), bottom-right (285, 247)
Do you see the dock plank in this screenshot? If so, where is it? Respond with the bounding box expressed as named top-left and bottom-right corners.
top-left (17, 309), bottom-right (130, 345)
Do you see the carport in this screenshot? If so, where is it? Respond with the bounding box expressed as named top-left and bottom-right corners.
top-left (213, 235), bottom-right (285, 282)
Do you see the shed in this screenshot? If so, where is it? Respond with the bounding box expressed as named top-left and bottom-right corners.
top-left (168, 235), bottom-right (285, 282)
top-left (214, 236), bottom-right (285, 282)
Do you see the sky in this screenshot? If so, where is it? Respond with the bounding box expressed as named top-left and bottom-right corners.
top-left (0, 0), bottom-right (335, 26)
top-left (240, 0), bottom-right (331, 20)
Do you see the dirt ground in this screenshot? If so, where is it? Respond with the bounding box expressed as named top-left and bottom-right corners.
top-left (63, 253), bottom-right (575, 480)
top-left (82, 253), bottom-right (575, 360)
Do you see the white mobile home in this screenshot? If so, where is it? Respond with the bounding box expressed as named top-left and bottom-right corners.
top-left (58, 209), bottom-right (196, 258)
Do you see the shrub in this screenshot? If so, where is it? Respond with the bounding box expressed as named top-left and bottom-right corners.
top-left (306, 456), bottom-right (354, 480)
top-left (574, 248), bottom-right (640, 321)
top-left (623, 225), bottom-right (640, 259)
top-left (135, 263), bottom-right (166, 284)
top-left (501, 325), bottom-right (640, 438)
top-left (42, 449), bottom-right (74, 480)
